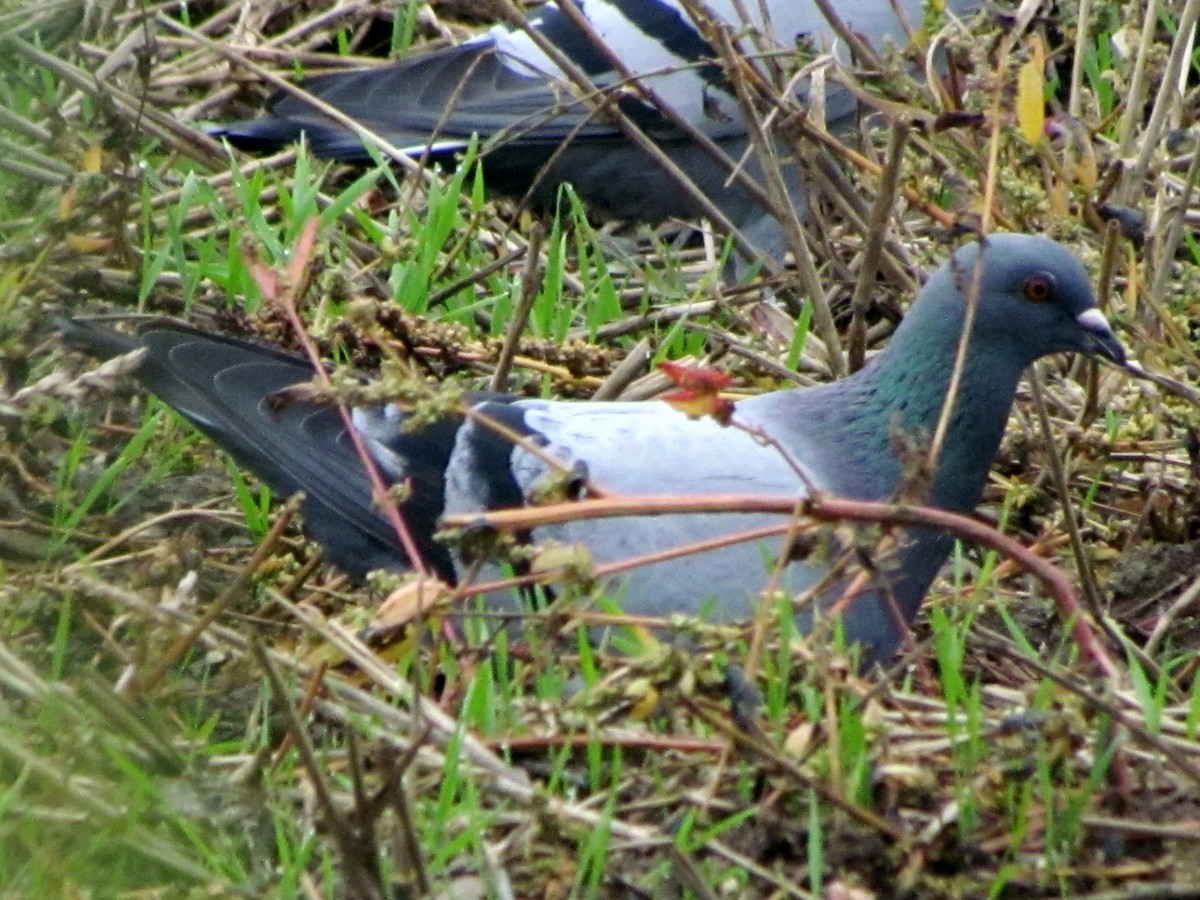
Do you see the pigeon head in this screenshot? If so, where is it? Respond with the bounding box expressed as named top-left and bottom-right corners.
top-left (911, 233), bottom-right (1126, 369)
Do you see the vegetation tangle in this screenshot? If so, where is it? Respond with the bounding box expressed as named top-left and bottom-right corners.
top-left (2, 0), bottom-right (1200, 897)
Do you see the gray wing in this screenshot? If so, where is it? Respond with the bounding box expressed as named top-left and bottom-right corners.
top-left (59, 318), bottom-right (467, 580)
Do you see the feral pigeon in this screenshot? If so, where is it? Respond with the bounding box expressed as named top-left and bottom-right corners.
top-left (60, 234), bottom-right (1124, 664)
top-left (214, 0), bottom-right (980, 271)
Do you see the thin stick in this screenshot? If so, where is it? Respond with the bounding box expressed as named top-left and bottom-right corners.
top-left (847, 122), bottom-right (909, 372)
top-left (489, 223), bottom-right (545, 393)
top-left (123, 494), bottom-right (303, 698)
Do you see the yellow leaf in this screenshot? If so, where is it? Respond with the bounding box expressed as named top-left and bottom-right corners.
top-left (783, 721), bottom-right (815, 759)
top-left (1030, 33), bottom-right (1046, 73)
top-left (82, 142), bottom-right (103, 174)
top-left (1071, 135), bottom-right (1098, 190)
top-left (302, 641), bottom-right (348, 669)
top-left (58, 181), bottom-right (76, 221)
top-left (624, 678), bottom-right (659, 721)
top-left (1049, 180), bottom-right (1068, 217)
top-left (64, 233), bottom-right (112, 253)
top-left (1017, 58), bottom-right (1045, 146)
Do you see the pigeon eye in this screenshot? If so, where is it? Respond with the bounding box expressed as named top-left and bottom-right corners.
top-left (1023, 275), bottom-right (1054, 303)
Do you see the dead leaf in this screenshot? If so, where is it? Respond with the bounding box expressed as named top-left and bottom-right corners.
top-left (58, 181), bottom-right (77, 221)
top-left (64, 233), bottom-right (112, 253)
top-left (529, 541), bottom-right (593, 577)
top-left (624, 677), bottom-right (660, 721)
top-left (82, 142), bottom-right (103, 174)
top-left (367, 575), bottom-right (452, 636)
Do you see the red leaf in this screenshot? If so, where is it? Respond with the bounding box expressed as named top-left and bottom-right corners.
top-left (659, 360), bottom-right (733, 391)
top-left (659, 362), bottom-right (735, 423)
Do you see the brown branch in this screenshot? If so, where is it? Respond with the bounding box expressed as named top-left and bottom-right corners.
top-left (441, 490), bottom-right (1120, 680)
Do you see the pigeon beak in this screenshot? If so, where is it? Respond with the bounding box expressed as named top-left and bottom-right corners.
top-left (1075, 308), bottom-right (1126, 366)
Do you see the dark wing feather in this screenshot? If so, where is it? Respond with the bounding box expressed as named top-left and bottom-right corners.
top-left (214, 40), bottom-right (648, 163)
top-left (59, 319), bottom-right (465, 579)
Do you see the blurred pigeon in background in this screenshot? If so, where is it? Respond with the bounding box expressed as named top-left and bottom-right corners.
top-left (214, 0), bottom-right (981, 275)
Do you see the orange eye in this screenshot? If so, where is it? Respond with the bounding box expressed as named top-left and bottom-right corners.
top-left (1023, 275), bottom-right (1054, 303)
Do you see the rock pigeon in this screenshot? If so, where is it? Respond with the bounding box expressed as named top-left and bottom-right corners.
top-left (214, 0), bottom-right (980, 272)
top-left (60, 234), bottom-right (1124, 664)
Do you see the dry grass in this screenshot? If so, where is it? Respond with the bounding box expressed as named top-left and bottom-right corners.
top-left (3, 0), bottom-right (1200, 896)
